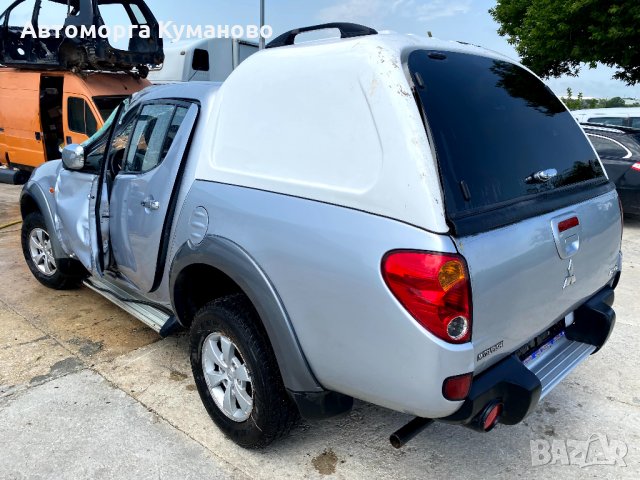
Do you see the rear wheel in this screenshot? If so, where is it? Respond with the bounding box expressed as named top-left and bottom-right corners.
top-left (21, 212), bottom-right (85, 290)
top-left (190, 294), bottom-right (299, 448)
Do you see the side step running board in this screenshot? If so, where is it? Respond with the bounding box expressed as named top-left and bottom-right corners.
top-left (83, 277), bottom-right (180, 336)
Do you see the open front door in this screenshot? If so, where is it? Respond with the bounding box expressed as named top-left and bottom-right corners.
top-left (55, 136), bottom-right (109, 274)
top-left (108, 101), bottom-right (199, 292)
top-left (54, 99), bottom-right (130, 275)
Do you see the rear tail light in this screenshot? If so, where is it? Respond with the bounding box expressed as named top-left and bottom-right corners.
top-left (631, 162), bottom-right (640, 172)
top-left (442, 373), bottom-right (473, 401)
top-left (382, 250), bottom-right (472, 343)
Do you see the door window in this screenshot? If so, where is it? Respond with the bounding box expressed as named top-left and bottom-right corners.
top-left (68, 97), bottom-right (98, 136)
top-left (162, 106), bottom-right (189, 158)
top-left (123, 104), bottom-right (188, 174)
top-left (105, 105), bottom-right (139, 175)
top-left (192, 49), bottom-right (210, 71)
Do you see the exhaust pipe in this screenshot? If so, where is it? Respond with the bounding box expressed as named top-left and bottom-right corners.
top-left (390, 417), bottom-right (434, 449)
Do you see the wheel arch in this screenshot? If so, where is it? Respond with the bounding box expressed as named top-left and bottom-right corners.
top-left (170, 235), bottom-right (323, 394)
top-left (20, 184), bottom-right (68, 260)
top-left (20, 192), bottom-right (39, 219)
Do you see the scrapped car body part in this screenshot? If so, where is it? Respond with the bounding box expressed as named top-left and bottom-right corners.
top-left (0, 0), bottom-right (163, 75)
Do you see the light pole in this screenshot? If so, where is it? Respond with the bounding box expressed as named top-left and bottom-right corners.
top-left (259, 0), bottom-right (265, 49)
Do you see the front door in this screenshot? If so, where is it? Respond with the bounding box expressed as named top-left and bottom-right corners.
top-left (54, 97), bottom-right (128, 275)
top-left (108, 101), bottom-right (198, 292)
top-left (55, 133), bottom-right (109, 273)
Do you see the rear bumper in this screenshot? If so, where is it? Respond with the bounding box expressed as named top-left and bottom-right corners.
top-left (442, 286), bottom-right (616, 426)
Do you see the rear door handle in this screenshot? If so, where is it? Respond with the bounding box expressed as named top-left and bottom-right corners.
top-left (141, 198), bottom-right (160, 210)
top-left (35, 132), bottom-right (42, 141)
top-left (66, 136), bottom-right (72, 145)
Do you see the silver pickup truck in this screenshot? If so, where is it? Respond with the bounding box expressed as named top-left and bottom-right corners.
top-left (19, 24), bottom-right (622, 449)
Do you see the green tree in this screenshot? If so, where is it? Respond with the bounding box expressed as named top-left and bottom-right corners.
top-left (490, 0), bottom-right (640, 84)
top-left (563, 88), bottom-right (585, 110)
top-left (605, 96), bottom-right (626, 107)
top-left (586, 98), bottom-right (598, 108)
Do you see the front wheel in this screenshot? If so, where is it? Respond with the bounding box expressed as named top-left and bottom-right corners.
top-left (190, 294), bottom-right (299, 448)
top-left (21, 212), bottom-right (85, 290)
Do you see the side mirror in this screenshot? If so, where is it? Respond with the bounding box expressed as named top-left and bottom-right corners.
top-left (62, 144), bottom-right (85, 170)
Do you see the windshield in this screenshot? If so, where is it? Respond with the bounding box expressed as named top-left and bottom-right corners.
top-left (409, 50), bottom-right (605, 217)
top-left (93, 95), bottom-right (129, 121)
top-left (81, 98), bottom-right (130, 148)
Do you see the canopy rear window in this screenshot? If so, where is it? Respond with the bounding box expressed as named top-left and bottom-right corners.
top-left (408, 50), bottom-right (605, 222)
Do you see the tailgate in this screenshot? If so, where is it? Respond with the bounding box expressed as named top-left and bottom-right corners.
top-left (455, 189), bottom-right (622, 372)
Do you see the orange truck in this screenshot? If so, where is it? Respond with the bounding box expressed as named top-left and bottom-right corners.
top-left (0, 68), bottom-right (149, 182)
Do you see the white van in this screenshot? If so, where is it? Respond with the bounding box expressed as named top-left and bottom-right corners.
top-left (573, 107), bottom-right (640, 128)
top-left (148, 38), bottom-right (258, 83)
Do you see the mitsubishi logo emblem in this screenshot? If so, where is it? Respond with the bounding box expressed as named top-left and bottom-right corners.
top-left (563, 259), bottom-right (577, 289)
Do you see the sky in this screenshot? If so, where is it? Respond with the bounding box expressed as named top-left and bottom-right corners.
top-left (5, 0), bottom-right (639, 99)
top-left (147, 0), bottom-right (638, 99)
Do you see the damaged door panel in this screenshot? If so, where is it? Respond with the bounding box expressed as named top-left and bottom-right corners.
top-left (0, 0), bottom-right (163, 76)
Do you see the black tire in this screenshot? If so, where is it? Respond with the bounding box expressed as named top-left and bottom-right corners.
top-left (190, 294), bottom-right (299, 448)
top-left (21, 212), bottom-right (85, 290)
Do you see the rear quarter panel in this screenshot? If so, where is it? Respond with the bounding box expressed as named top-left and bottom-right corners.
top-left (173, 180), bottom-right (475, 418)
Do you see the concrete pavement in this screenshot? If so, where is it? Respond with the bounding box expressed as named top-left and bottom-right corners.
top-left (0, 183), bottom-right (639, 479)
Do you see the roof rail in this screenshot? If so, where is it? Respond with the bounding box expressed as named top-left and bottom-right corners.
top-left (266, 22), bottom-right (378, 49)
